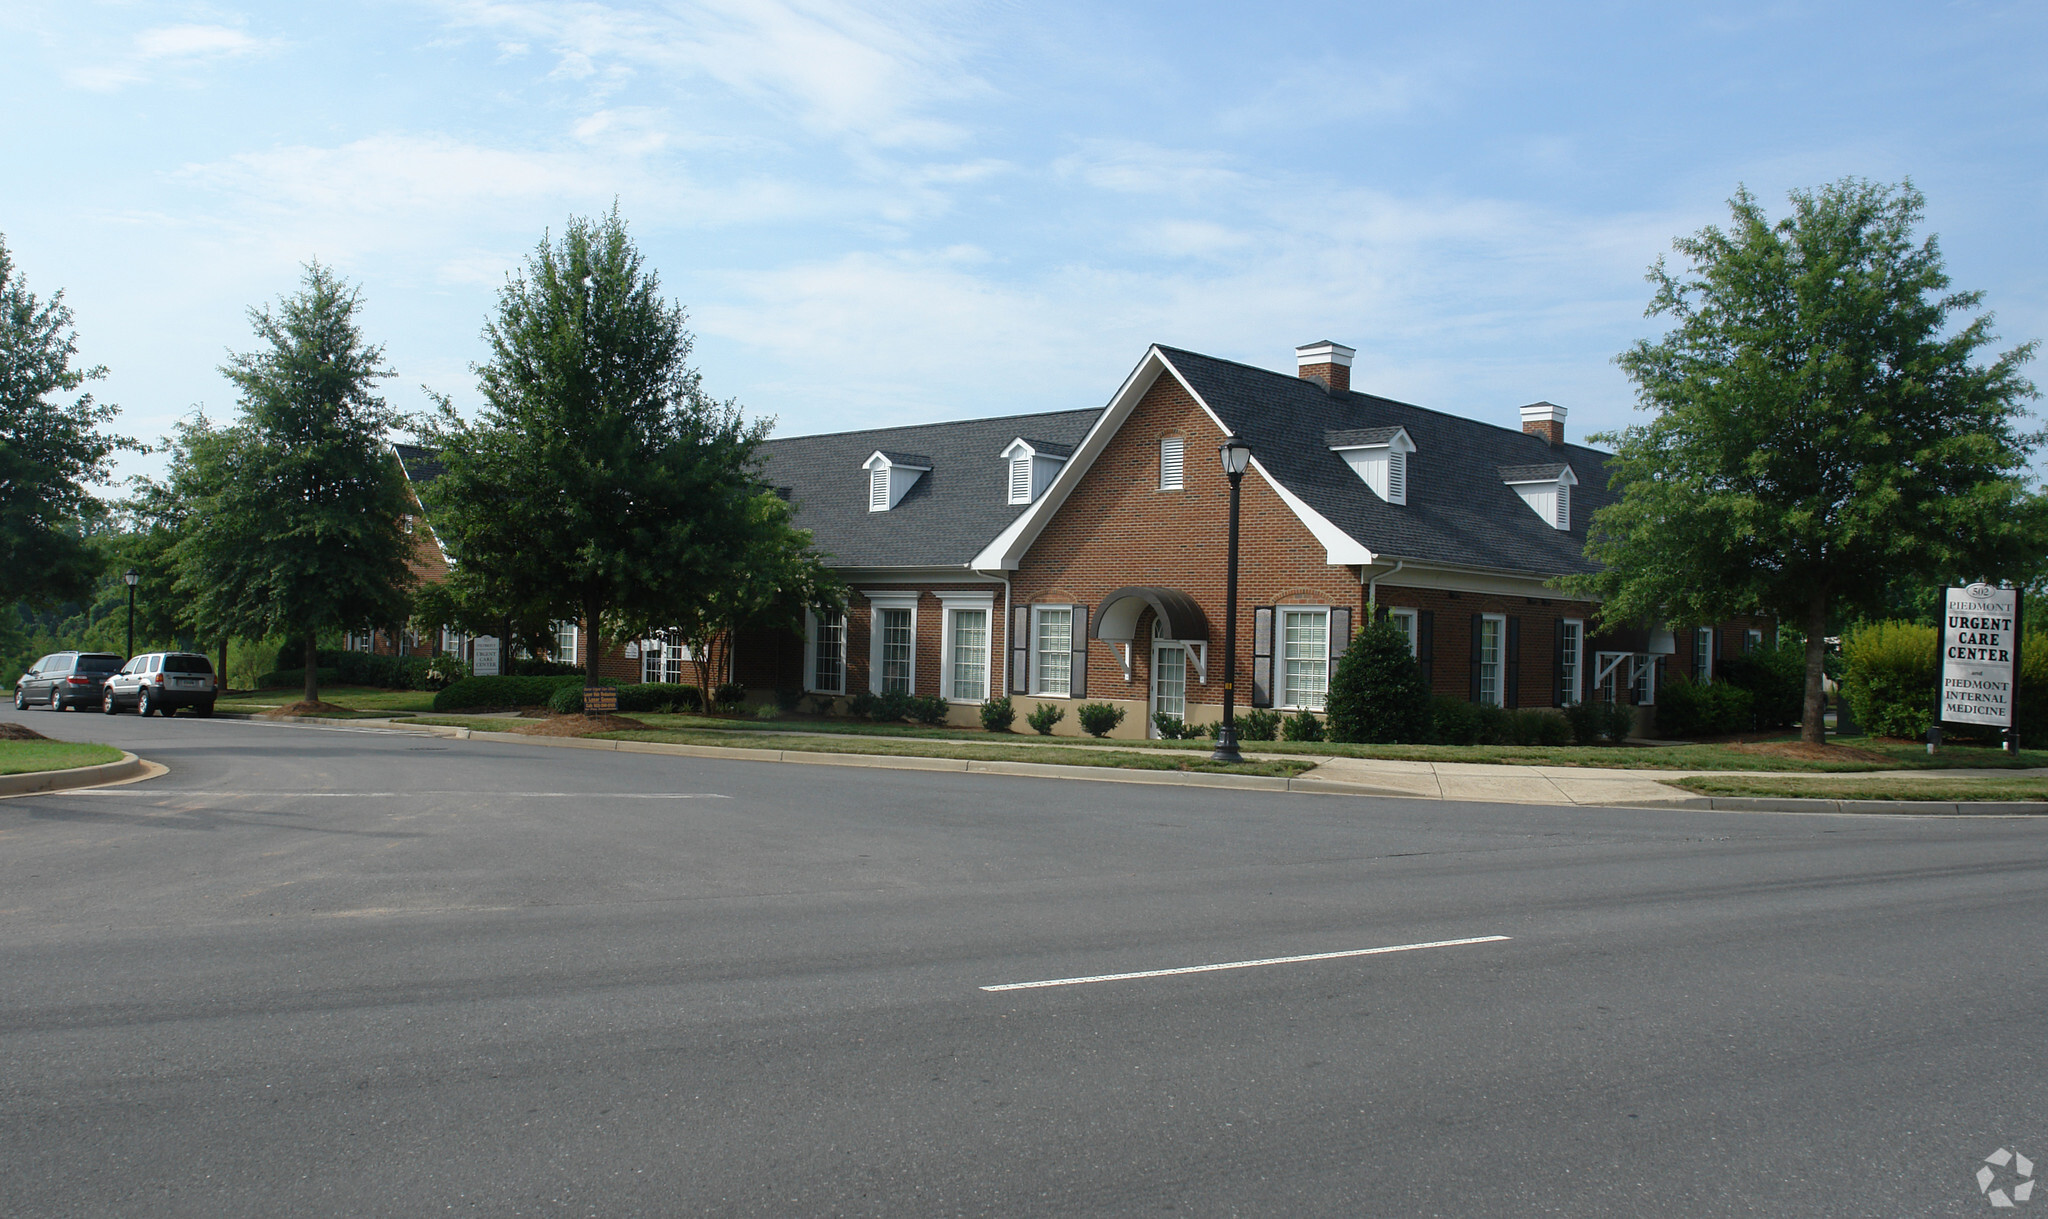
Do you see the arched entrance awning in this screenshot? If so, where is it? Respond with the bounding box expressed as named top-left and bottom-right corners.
top-left (1093, 586), bottom-right (1211, 643)
top-left (1093, 587), bottom-right (1211, 684)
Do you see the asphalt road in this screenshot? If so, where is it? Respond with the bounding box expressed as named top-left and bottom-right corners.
top-left (3, 707), bottom-right (2044, 1216)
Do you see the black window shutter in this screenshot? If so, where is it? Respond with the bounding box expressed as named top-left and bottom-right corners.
top-left (1011, 604), bottom-right (1029, 694)
top-left (1251, 606), bottom-right (1274, 707)
top-left (1469, 613), bottom-right (1483, 703)
top-left (1552, 618), bottom-right (1565, 707)
top-left (1327, 606), bottom-right (1352, 686)
top-left (1714, 627), bottom-right (1724, 663)
top-left (1070, 604), bottom-right (1089, 699)
top-left (1417, 610), bottom-right (1435, 692)
top-left (1504, 617), bottom-right (1521, 708)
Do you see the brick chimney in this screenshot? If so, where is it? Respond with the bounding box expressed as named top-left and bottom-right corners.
top-left (1519, 401), bottom-right (1567, 446)
top-left (1296, 341), bottom-right (1354, 394)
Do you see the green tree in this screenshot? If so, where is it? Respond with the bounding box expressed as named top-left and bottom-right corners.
top-left (420, 207), bottom-right (833, 702)
top-left (1570, 179), bottom-right (2044, 743)
top-left (1324, 616), bottom-right (1431, 743)
top-left (0, 234), bottom-right (132, 605)
top-left (175, 264), bottom-right (415, 705)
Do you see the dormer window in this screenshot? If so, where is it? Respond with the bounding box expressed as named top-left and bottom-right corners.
top-left (1325, 427), bottom-right (1416, 505)
top-left (999, 438), bottom-right (1070, 506)
top-left (862, 451), bottom-right (932, 512)
top-left (1498, 463), bottom-right (1578, 530)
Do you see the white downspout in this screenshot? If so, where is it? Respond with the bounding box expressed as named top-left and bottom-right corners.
top-left (973, 564), bottom-right (1013, 696)
top-left (1365, 559), bottom-right (1404, 612)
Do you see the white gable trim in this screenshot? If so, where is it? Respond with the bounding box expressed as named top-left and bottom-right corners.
top-left (971, 346), bottom-right (1376, 570)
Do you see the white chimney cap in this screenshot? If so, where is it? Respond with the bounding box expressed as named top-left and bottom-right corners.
top-left (1519, 401), bottom-right (1567, 424)
top-left (1296, 341), bottom-right (1355, 369)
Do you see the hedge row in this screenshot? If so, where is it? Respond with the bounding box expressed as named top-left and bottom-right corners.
top-left (255, 667), bottom-right (340, 691)
top-left (431, 675), bottom-right (707, 713)
top-left (1842, 621), bottom-right (2048, 746)
top-left (266, 647), bottom-right (472, 691)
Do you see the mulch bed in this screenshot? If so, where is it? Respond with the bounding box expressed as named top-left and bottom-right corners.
top-left (0, 723), bottom-right (51, 741)
top-left (1726, 740), bottom-right (1893, 764)
top-left (510, 713), bottom-right (652, 737)
top-left (259, 701), bottom-right (359, 718)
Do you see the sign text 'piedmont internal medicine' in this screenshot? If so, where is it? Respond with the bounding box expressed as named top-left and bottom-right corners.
top-left (1942, 583), bottom-right (2018, 728)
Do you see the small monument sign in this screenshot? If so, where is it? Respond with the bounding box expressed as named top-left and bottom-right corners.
top-left (1940, 582), bottom-right (2019, 734)
top-left (472, 635), bottom-right (501, 677)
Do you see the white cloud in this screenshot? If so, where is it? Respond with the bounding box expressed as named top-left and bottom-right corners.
top-left (431, 0), bottom-right (988, 150)
top-left (64, 21), bottom-right (274, 91)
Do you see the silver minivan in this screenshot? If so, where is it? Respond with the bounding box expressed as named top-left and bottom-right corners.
top-left (103, 652), bottom-right (218, 718)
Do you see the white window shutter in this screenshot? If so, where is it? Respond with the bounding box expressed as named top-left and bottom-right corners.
top-left (1387, 451), bottom-right (1406, 504)
top-left (870, 467), bottom-right (889, 511)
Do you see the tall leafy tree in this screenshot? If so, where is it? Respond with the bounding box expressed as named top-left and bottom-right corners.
top-left (421, 207), bottom-right (829, 700)
top-left (176, 264), bottom-right (414, 705)
top-left (1570, 179), bottom-right (2044, 742)
top-left (0, 234), bottom-right (132, 605)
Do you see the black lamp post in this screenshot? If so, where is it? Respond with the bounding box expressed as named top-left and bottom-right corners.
top-left (1211, 437), bottom-right (1253, 764)
top-left (123, 569), bottom-right (139, 659)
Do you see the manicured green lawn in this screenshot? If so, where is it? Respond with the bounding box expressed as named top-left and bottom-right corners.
top-left (218, 685), bottom-right (434, 715)
top-left (0, 740), bottom-right (124, 775)
top-left (593, 713), bottom-right (2048, 774)
top-left (1671, 773), bottom-right (2048, 802)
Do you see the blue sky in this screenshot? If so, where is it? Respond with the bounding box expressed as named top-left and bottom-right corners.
top-left (6, 1), bottom-right (2045, 486)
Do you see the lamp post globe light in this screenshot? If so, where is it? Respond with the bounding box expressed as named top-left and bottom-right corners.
top-left (123, 569), bottom-right (139, 660)
top-left (1211, 437), bottom-right (1253, 764)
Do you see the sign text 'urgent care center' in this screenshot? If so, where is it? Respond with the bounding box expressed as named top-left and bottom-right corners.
top-left (1942, 583), bottom-right (2018, 728)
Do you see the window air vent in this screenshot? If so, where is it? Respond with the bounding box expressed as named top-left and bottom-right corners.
top-left (1160, 437), bottom-right (1184, 490)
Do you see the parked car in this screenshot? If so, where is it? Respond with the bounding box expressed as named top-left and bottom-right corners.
top-left (14, 651), bottom-right (125, 712)
top-left (102, 652), bottom-right (218, 717)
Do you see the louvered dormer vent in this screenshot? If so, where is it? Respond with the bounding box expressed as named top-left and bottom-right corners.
top-left (1325, 427), bottom-right (1416, 505)
top-left (999, 438), bottom-right (1071, 506)
top-left (862, 451), bottom-right (932, 512)
top-left (1498, 463), bottom-right (1578, 530)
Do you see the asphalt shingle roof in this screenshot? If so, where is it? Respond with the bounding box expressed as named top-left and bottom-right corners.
top-left (1323, 427), bottom-right (1407, 448)
top-left (1157, 346), bottom-right (1614, 575)
top-left (1497, 463), bottom-right (1573, 482)
top-left (760, 409), bottom-right (1102, 568)
top-left (392, 443), bottom-right (445, 487)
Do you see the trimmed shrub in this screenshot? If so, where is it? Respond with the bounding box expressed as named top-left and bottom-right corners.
top-left (1508, 708), bottom-right (1574, 746)
top-left (774, 686), bottom-right (803, 712)
top-left (1077, 702), bottom-right (1126, 738)
top-left (1151, 713), bottom-right (1200, 740)
top-left (906, 694), bottom-right (950, 726)
top-left (1429, 696), bottom-right (1481, 745)
top-left (754, 703), bottom-right (781, 720)
top-left (808, 693), bottom-right (839, 716)
top-left (980, 696), bottom-right (1016, 732)
top-left (1238, 708), bottom-right (1282, 741)
top-left (1716, 639), bottom-right (1805, 730)
top-left (256, 667), bottom-right (339, 691)
top-left (1473, 702), bottom-right (1513, 746)
top-left (615, 683), bottom-right (700, 713)
top-left (1841, 621), bottom-right (1936, 741)
top-left (852, 689), bottom-right (909, 722)
top-left (1325, 618), bottom-right (1431, 743)
top-left (712, 683), bottom-right (746, 713)
top-left (1282, 710), bottom-right (1324, 741)
top-left (1027, 702), bottom-right (1065, 735)
top-left (1655, 675), bottom-right (1756, 738)
top-left (431, 674), bottom-right (583, 712)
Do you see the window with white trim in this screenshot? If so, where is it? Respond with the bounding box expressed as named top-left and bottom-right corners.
top-left (1559, 619), bottom-right (1583, 705)
top-left (554, 622), bottom-right (578, 666)
top-left (879, 608), bottom-right (913, 694)
top-left (1281, 608), bottom-right (1329, 710)
top-left (947, 608), bottom-right (989, 702)
top-left (1387, 609), bottom-right (1418, 657)
top-left (1476, 614), bottom-right (1504, 706)
top-left (1631, 653), bottom-right (1657, 705)
top-left (1746, 628), bottom-right (1763, 653)
top-left (1692, 628), bottom-right (1713, 683)
top-left (807, 612), bottom-right (846, 694)
top-left (1034, 606), bottom-right (1073, 696)
top-left (1159, 437), bottom-right (1184, 490)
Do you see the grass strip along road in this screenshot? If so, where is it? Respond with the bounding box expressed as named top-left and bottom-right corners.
top-left (1673, 773), bottom-right (2048, 802)
top-left (0, 740), bottom-right (123, 775)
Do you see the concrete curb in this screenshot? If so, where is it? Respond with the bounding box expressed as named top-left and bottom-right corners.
top-left (0, 751), bottom-right (150, 798)
top-left (1601, 793), bottom-right (2048, 816)
top-left (235, 716), bottom-right (2048, 812)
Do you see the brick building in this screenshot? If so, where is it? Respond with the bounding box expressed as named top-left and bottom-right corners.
top-left (733, 340), bottom-right (1771, 738)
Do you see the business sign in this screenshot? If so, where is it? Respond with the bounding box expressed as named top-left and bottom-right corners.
top-left (1941, 583), bottom-right (2019, 728)
top-left (472, 635), bottom-right (501, 677)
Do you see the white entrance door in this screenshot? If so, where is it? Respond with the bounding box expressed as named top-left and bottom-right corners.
top-left (1152, 642), bottom-right (1186, 735)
